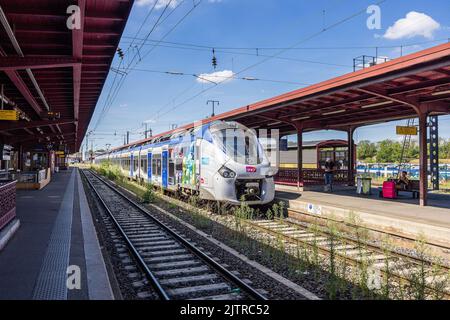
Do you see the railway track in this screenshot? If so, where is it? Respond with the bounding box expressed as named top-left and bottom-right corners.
top-left (245, 217), bottom-right (450, 298)
top-left (81, 169), bottom-right (267, 301)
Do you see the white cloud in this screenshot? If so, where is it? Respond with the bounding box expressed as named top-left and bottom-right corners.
top-left (136, 0), bottom-right (179, 10)
top-left (196, 70), bottom-right (235, 84)
top-left (383, 11), bottom-right (440, 40)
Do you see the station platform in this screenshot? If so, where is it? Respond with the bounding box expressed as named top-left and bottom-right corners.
top-left (275, 185), bottom-right (450, 248)
top-left (0, 167), bottom-right (113, 300)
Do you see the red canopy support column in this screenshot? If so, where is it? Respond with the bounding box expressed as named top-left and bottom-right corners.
top-left (347, 126), bottom-right (355, 186)
top-left (418, 111), bottom-right (428, 206)
top-left (296, 123), bottom-right (303, 189)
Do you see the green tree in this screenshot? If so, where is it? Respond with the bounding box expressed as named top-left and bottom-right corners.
top-left (405, 139), bottom-right (420, 161)
top-left (357, 140), bottom-right (377, 161)
top-left (376, 139), bottom-right (402, 163)
top-left (439, 138), bottom-right (450, 160)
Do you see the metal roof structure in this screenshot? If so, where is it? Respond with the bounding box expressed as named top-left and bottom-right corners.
top-left (114, 42), bottom-right (450, 152)
top-left (0, 0), bottom-right (134, 153)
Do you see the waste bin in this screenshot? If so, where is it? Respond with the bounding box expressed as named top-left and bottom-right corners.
top-left (356, 176), bottom-right (372, 195)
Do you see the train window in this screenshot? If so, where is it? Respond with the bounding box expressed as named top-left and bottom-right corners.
top-left (152, 154), bottom-right (162, 177)
top-left (169, 160), bottom-right (175, 183)
top-left (175, 159), bottom-right (182, 172)
top-left (134, 158), bottom-right (138, 171)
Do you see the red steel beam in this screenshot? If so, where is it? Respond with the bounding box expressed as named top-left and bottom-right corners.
top-left (4, 70), bottom-right (43, 116)
top-left (12, 132), bottom-right (75, 144)
top-left (357, 87), bottom-right (420, 114)
top-left (73, 0), bottom-right (85, 145)
top-left (0, 56), bottom-right (80, 71)
top-left (0, 119), bottom-right (75, 132)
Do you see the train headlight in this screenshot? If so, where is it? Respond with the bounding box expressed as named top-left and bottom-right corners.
top-left (219, 166), bottom-right (236, 178)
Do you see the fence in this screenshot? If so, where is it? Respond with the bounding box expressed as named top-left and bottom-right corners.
top-left (0, 180), bottom-right (16, 230)
top-left (274, 168), bottom-right (350, 186)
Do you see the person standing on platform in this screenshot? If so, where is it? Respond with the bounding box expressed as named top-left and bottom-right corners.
top-left (324, 158), bottom-right (335, 192)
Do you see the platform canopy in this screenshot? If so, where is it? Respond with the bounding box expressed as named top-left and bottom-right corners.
top-left (122, 43), bottom-right (450, 147)
top-left (0, 0), bottom-right (134, 153)
top-left (212, 43), bottom-right (450, 134)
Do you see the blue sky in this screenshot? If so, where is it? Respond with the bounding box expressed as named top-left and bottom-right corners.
top-left (84, 0), bottom-right (450, 151)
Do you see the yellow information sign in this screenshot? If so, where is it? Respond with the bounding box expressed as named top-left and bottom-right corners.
top-left (55, 151), bottom-right (65, 155)
top-left (396, 126), bottom-right (417, 135)
top-left (0, 110), bottom-right (19, 121)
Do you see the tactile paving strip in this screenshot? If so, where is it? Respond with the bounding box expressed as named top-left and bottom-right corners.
top-left (32, 170), bottom-right (75, 300)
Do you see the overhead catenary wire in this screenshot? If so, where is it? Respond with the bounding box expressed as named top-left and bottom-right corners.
top-left (119, 41), bottom-right (353, 68)
top-left (94, 0), bottom-right (176, 130)
top-left (115, 66), bottom-right (312, 86)
top-left (91, 0), bottom-right (202, 134)
top-left (122, 36), bottom-right (448, 52)
top-left (92, 0), bottom-right (164, 132)
top-left (91, 0), bottom-right (194, 133)
top-left (146, 0), bottom-right (389, 124)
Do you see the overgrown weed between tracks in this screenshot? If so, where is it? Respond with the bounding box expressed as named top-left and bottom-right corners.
top-left (89, 163), bottom-right (449, 300)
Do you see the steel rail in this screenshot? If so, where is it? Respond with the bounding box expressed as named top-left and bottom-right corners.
top-left (81, 169), bottom-right (170, 300)
top-left (83, 169), bottom-right (267, 300)
top-left (244, 218), bottom-right (450, 299)
top-left (286, 208), bottom-right (450, 253)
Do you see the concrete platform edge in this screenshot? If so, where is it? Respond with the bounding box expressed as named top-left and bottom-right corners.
top-left (0, 218), bottom-right (20, 251)
top-left (282, 197), bottom-right (450, 247)
top-left (76, 168), bottom-right (114, 300)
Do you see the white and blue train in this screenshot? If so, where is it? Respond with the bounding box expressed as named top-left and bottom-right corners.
top-left (95, 121), bottom-right (276, 205)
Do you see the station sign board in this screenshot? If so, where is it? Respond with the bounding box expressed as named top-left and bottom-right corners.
top-left (396, 126), bottom-right (417, 135)
top-left (0, 110), bottom-right (19, 121)
top-left (55, 151), bottom-right (65, 155)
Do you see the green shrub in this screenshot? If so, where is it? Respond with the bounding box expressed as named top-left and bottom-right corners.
top-left (142, 183), bottom-right (155, 203)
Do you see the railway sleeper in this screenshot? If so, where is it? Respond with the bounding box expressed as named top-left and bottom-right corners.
top-left (159, 273), bottom-right (219, 286)
top-left (140, 248), bottom-right (186, 257)
top-left (147, 259), bottom-right (202, 270)
top-left (281, 230), bottom-right (310, 236)
top-left (135, 239), bottom-right (176, 247)
top-left (131, 236), bottom-right (169, 243)
top-left (144, 253), bottom-right (194, 263)
top-left (167, 283), bottom-right (232, 299)
top-left (127, 231), bottom-right (166, 238)
top-left (125, 230), bottom-right (163, 236)
top-left (121, 226), bottom-right (161, 232)
top-left (189, 292), bottom-right (244, 300)
top-left (119, 223), bottom-right (157, 229)
top-left (138, 244), bottom-right (182, 251)
top-left (153, 266), bottom-right (210, 277)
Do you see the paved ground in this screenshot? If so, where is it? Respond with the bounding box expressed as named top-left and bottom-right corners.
top-left (0, 167), bottom-right (112, 300)
top-left (276, 185), bottom-right (450, 229)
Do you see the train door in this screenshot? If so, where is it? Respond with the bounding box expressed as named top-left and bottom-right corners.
top-left (162, 150), bottom-right (168, 189)
top-left (168, 149), bottom-right (175, 186)
top-left (137, 148), bottom-right (141, 180)
top-left (130, 152), bottom-right (134, 177)
top-left (147, 152), bottom-right (152, 181)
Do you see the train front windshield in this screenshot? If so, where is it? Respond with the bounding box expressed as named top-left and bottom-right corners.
top-left (212, 127), bottom-right (264, 165)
